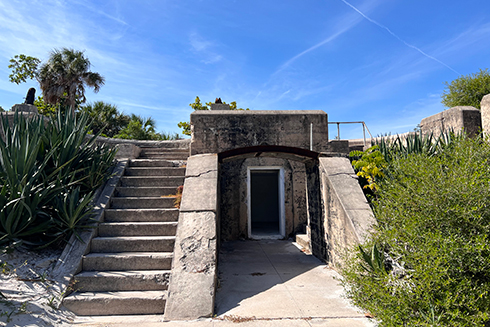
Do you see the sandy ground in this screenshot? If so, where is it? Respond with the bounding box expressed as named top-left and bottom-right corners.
top-left (0, 246), bottom-right (75, 326)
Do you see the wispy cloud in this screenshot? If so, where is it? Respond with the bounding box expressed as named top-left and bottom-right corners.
top-left (70, 0), bottom-right (128, 26)
top-left (339, 0), bottom-right (460, 75)
top-left (189, 32), bottom-right (223, 65)
top-left (274, 14), bottom-right (362, 74)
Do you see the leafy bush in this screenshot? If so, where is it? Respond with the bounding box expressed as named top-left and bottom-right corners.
top-left (0, 109), bottom-right (116, 247)
top-left (341, 136), bottom-right (490, 326)
top-left (350, 131), bottom-right (455, 198)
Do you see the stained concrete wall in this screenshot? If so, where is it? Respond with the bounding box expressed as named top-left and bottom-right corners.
top-left (420, 106), bottom-right (481, 137)
top-left (164, 154), bottom-right (219, 320)
top-left (190, 110), bottom-right (328, 155)
top-left (481, 94), bottom-right (490, 135)
top-left (318, 157), bottom-right (375, 267)
top-left (220, 157), bottom-right (307, 241)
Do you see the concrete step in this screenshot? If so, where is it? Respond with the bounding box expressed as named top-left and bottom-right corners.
top-left (115, 186), bottom-right (178, 197)
top-left (90, 236), bottom-right (175, 253)
top-left (110, 197), bottom-right (176, 209)
top-left (129, 159), bottom-right (182, 168)
top-left (295, 234), bottom-right (311, 253)
top-left (83, 252), bottom-right (173, 271)
top-left (63, 290), bottom-right (167, 315)
top-left (73, 270), bottom-right (170, 292)
top-left (124, 167), bottom-right (186, 177)
top-left (104, 209), bottom-right (179, 222)
top-left (138, 153), bottom-right (189, 160)
top-left (119, 176), bottom-right (185, 187)
top-left (98, 222), bottom-right (178, 237)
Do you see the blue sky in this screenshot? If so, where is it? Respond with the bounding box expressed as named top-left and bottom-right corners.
top-left (1, 0), bottom-right (489, 139)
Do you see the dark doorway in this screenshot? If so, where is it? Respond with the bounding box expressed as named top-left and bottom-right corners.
top-left (250, 170), bottom-right (280, 236)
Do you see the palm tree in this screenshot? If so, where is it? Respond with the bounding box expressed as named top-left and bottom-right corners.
top-left (37, 48), bottom-right (105, 113)
top-left (81, 101), bottom-right (130, 137)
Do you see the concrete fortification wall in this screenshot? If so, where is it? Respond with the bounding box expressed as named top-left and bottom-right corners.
top-left (420, 106), bottom-right (481, 137)
top-left (190, 110), bottom-right (328, 155)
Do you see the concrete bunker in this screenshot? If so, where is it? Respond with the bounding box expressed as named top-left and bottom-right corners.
top-left (165, 108), bottom-right (374, 320)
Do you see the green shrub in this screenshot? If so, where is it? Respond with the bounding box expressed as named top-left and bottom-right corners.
top-left (0, 109), bottom-right (116, 247)
top-left (341, 136), bottom-right (490, 326)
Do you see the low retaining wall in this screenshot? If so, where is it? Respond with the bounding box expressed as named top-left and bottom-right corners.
top-left (164, 154), bottom-right (219, 320)
top-left (94, 137), bottom-right (190, 159)
top-left (420, 106), bottom-right (481, 137)
top-left (319, 157), bottom-right (375, 267)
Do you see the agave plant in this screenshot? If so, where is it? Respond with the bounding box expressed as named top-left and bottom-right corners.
top-left (0, 108), bottom-right (116, 248)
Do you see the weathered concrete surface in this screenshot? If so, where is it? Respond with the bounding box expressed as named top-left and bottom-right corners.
top-left (50, 160), bottom-right (127, 302)
top-left (220, 157), bottom-right (307, 241)
top-left (319, 157), bottom-right (375, 267)
top-left (179, 154), bottom-right (219, 212)
top-left (190, 110), bottom-right (328, 155)
top-left (214, 240), bottom-right (374, 326)
top-left (481, 94), bottom-right (490, 135)
top-left (420, 106), bottom-right (481, 137)
top-left (11, 103), bottom-right (39, 113)
top-left (114, 143), bottom-right (141, 159)
top-left (306, 161), bottom-right (327, 262)
top-left (164, 154), bottom-right (219, 320)
top-left (210, 103), bottom-right (230, 110)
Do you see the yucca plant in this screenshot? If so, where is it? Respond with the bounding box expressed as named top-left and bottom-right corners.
top-left (0, 108), bottom-right (116, 248)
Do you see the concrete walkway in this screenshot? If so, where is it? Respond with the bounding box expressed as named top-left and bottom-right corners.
top-left (75, 240), bottom-right (375, 326)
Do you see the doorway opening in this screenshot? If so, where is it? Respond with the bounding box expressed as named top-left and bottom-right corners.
top-left (247, 167), bottom-right (285, 239)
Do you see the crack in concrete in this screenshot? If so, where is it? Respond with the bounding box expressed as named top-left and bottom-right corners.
top-left (328, 172), bottom-right (358, 179)
top-left (185, 169), bottom-right (217, 178)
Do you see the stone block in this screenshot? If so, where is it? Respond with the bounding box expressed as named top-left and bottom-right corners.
top-left (115, 143), bottom-right (141, 159)
top-left (190, 110), bottom-right (328, 155)
top-left (210, 103), bottom-right (230, 110)
top-left (481, 94), bottom-right (490, 135)
top-left (11, 103), bottom-right (38, 114)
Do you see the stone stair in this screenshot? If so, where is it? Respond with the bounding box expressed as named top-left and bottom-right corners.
top-left (63, 146), bottom-right (189, 316)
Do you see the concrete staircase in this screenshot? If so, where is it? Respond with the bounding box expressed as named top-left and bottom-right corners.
top-left (63, 146), bottom-right (189, 316)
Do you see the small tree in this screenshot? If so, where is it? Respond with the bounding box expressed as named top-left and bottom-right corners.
top-left (178, 96), bottom-right (249, 136)
top-left (441, 68), bottom-right (490, 109)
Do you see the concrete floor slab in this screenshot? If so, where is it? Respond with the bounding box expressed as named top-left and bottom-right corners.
top-left (216, 289), bottom-right (304, 318)
top-left (215, 240), bottom-right (374, 326)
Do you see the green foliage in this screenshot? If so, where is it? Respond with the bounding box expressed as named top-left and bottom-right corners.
top-left (8, 54), bottom-right (41, 84)
top-left (115, 114), bottom-right (161, 140)
top-left (0, 107), bottom-right (4, 113)
top-left (341, 135), bottom-right (490, 327)
top-left (0, 109), bottom-right (116, 248)
top-left (80, 101), bottom-right (130, 138)
top-left (441, 68), bottom-right (490, 109)
top-left (33, 96), bottom-right (58, 117)
top-left (376, 131), bottom-right (453, 163)
top-left (350, 145), bottom-right (387, 192)
top-left (350, 132), bottom-right (455, 195)
top-left (178, 96), bottom-right (249, 136)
